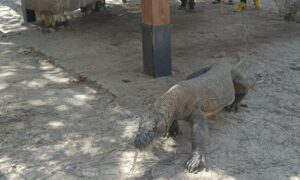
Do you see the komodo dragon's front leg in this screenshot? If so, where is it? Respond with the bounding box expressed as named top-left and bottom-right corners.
top-left (185, 110), bottom-right (208, 173)
top-left (225, 71), bottom-right (255, 112)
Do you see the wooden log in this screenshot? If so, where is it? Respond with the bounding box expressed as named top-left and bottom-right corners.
top-left (141, 0), bottom-right (170, 25)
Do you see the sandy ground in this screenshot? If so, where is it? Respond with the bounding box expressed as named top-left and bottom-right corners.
top-left (0, 0), bottom-right (300, 179)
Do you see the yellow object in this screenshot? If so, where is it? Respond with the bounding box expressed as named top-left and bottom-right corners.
top-left (220, 0), bottom-right (227, 14)
top-left (253, 0), bottom-right (262, 9)
top-left (236, 2), bottom-right (246, 11)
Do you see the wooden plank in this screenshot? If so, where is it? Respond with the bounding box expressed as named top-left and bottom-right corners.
top-left (141, 0), bottom-right (170, 25)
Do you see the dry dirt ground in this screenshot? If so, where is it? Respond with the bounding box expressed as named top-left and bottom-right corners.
top-left (0, 0), bottom-right (300, 179)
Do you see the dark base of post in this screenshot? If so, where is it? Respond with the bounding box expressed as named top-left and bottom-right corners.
top-left (21, 0), bottom-right (36, 23)
top-left (24, 9), bottom-right (36, 22)
top-left (142, 24), bottom-right (172, 77)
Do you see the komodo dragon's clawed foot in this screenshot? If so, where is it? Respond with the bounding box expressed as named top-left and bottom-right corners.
top-left (166, 120), bottom-right (182, 138)
top-left (224, 103), bottom-right (240, 113)
top-left (186, 153), bottom-right (207, 173)
top-left (240, 104), bottom-right (248, 108)
top-left (225, 103), bottom-right (249, 112)
top-left (225, 93), bottom-right (248, 113)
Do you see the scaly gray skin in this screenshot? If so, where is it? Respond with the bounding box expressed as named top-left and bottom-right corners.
top-left (134, 60), bottom-right (255, 173)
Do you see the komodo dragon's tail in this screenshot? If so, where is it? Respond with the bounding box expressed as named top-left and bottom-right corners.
top-left (186, 66), bottom-right (211, 80)
top-left (186, 54), bottom-right (242, 80)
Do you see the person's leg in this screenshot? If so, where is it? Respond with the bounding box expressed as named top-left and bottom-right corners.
top-left (188, 0), bottom-right (195, 10)
top-left (212, 0), bottom-right (221, 4)
top-left (227, 0), bottom-right (234, 5)
top-left (236, 0), bottom-right (246, 11)
top-left (179, 0), bottom-right (187, 10)
top-left (253, 0), bottom-right (261, 9)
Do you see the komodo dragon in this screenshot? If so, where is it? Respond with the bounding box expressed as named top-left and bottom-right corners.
top-left (134, 59), bottom-right (255, 173)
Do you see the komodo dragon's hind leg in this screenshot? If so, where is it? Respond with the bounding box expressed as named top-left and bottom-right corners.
top-left (185, 110), bottom-right (208, 173)
top-left (225, 71), bottom-right (255, 112)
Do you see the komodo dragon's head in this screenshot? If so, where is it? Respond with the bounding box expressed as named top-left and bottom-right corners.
top-left (134, 128), bottom-right (154, 150)
top-left (134, 111), bottom-right (167, 150)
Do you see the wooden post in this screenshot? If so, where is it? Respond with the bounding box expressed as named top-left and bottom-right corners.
top-left (141, 0), bottom-right (172, 77)
top-left (21, 0), bottom-right (36, 23)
